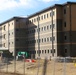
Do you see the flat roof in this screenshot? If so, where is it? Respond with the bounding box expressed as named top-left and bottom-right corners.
top-left (0, 47), bottom-right (8, 51)
top-left (28, 1), bottom-right (76, 18)
top-left (0, 17), bottom-right (26, 26)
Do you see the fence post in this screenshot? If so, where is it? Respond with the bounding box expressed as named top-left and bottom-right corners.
top-left (14, 57), bottom-right (16, 73)
top-left (6, 58), bottom-right (8, 73)
top-left (63, 57), bottom-right (66, 75)
top-left (23, 55), bottom-right (25, 75)
top-left (53, 58), bottom-right (55, 75)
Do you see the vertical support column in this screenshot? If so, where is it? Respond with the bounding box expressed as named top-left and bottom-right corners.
top-left (51, 10), bottom-right (54, 57)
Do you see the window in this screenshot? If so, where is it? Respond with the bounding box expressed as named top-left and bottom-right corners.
top-left (39, 39), bottom-right (40, 43)
top-left (47, 14), bottom-right (48, 18)
top-left (51, 50), bottom-right (52, 53)
top-left (44, 38), bottom-right (46, 42)
top-left (32, 19), bottom-right (33, 23)
top-left (47, 38), bottom-right (49, 42)
top-left (42, 50), bottom-right (44, 54)
top-left (4, 26), bottom-right (6, 30)
top-left (64, 22), bottom-right (66, 27)
top-left (51, 49), bottom-right (55, 53)
top-left (42, 38), bottom-right (43, 42)
top-left (48, 50), bottom-right (49, 53)
top-left (64, 9), bottom-right (66, 14)
top-left (47, 26), bottom-right (49, 30)
top-left (50, 37), bottom-right (52, 41)
top-left (4, 34), bottom-right (6, 39)
top-left (54, 49), bottom-right (55, 53)
top-left (53, 11), bottom-right (55, 16)
top-left (42, 27), bottom-right (43, 31)
top-left (52, 37), bottom-right (55, 41)
top-left (64, 35), bottom-right (67, 40)
top-left (50, 11), bottom-right (54, 16)
top-left (34, 19), bottom-right (36, 22)
top-left (50, 25), bottom-right (51, 29)
top-left (50, 12), bottom-right (52, 16)
top-left (41, 16), bottom-right (43, 20)
top-left (12, 42), bottom-right (13, 44)
top-left (65, 49), bottom-right (67, 53)
top-left (44, 15), bottom-right (46, 19)
top-left (9, 33), bottom-right (10, 35)
top-left (44, 26), bottom-right (46, 31)
top-left (45, 50), bottom-right (46, 53)
top-left (9, 24), bottom-right (10, 26)
top-left (37, 17), bottom-right (38, 21)
top-left (12, 32), bottom-right (13, 34)
top-left (39, 17), bottom-right (40, 20)
top-left (53, 24), bottom-right (55, 28)
top-left (4, 43), bottom-right (5, 47)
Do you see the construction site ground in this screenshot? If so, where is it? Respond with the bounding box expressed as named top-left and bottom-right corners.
top-left (0, 58), bottom-right (76, 75)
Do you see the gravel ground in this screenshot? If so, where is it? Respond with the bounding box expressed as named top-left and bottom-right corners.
top-left (0, 58), bottom-right (76, 75)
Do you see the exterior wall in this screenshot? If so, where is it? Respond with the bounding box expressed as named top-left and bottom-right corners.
top-left (0, 26), bottom-right (2, 47)
top-left (28, 8), bottom-right (57, 59)
top-left (15, 18), bottom-right (27, 55)
top-left (1, 20), bottom-right (15, 55)
top-left (0, 18), bottom-right (27, 56)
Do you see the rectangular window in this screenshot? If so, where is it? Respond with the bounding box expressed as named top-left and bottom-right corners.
top-left (4, 43), bottom-right (5, 47)
top-left (44, 38), bottom-right (46, 42)
top-left (34, 19), bottom-right (36, 22)
top-left (32, 19), bottom-right (33, 23)
top-left (42, 38), bottom-right (43, 42)
top-left (39, 17), bottom-right (40, 20)
top-left (47, 38), bottom-right (49, 42)
top-left (64, 22), bottom-right (66, 27)
top-left (47, 26), bottom-right (49, 30)
top-left (50, 37), bottom-right (52, 41)
top-left (54, 49), bottom-right (55, 53)
top-left (48, 50), bottom-right (49, 53)
top-left (50, 12), bottom-right (52, 16)
top-left (64, 36), bottom-right (67, 40)
top-left (45, 50), bottom-right (46, 53)
top-left (41, 16), bottom-right (43, 20)
top-left (53, 11), bottom-right (55, 16)
top-left (65, 49), bottom-right (67, 53)
top-left (44, 15), bottom-right (46, 19)
top-left (51, 50), bottom-right (52, 53)
top-left (64, 9), bottom-right (66, 14)
top-left (44, 26), bottom-right (46, 31)
top-left (42, 27), bottom-right (43, 31)
top-left (4, 34), bottom-right (6, 39)
top-left (42, 50), bottom-right (44, 54)
top-left (50, 25), bottom-right (51, 29)
top-left (4, 26), bottom-right (6, 30)
top-left (47, 14), bottom-right (48, 18)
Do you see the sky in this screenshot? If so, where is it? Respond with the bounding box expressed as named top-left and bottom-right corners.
top-left (0, 0), bottom-right (76, 23)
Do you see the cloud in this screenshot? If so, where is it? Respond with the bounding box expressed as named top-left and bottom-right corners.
top-left (0, 0), bottom-right (59, 11)
top-left (38, 0), bottom-right (59, 3)
top-left (0, 0), bottom-right (37, 11)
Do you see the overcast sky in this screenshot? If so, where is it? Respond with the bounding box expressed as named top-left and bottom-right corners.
top-left (0, 0), bottom-right (76, 23)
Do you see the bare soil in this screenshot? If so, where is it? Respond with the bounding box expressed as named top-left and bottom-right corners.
top-left (0, 59), bottom-right (76, 75)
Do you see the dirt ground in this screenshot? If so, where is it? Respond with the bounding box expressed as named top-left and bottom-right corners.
top-left (0, 58), bottom-right (76, 75)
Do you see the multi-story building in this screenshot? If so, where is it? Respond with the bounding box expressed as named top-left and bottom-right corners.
top-left (27, 2), bottom-right (76, 59)
top-left (0, 17), bottom-right (27, 56)
top-left (0, 2), bottom-right (76, 59)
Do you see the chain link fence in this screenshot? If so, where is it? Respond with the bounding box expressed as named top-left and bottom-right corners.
top-left (0, 57), bottom-right (76, 75)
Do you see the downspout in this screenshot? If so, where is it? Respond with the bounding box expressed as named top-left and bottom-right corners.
top-left (38, 15), bottom-right (40, 58)
top-left (51, 10), bottom-right (54, 57)
top-left (69, 4), bottom-right (71, 57)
